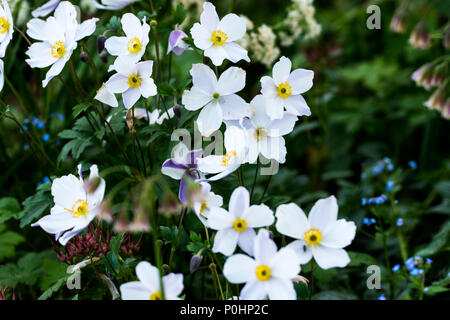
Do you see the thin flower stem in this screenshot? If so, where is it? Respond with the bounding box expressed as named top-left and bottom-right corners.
top-left (82, 44), bottom-right (99, 87)
top-left (69, 59), bottom-right (87, 97)
top-left (168, 207), bottom-right (187, 271)
top-left (13, 26), bottom-right (32, 46)
top-left (309, 259), bottom-right (315, 299)
top-left (58, 76), bottom-right (80, 103)
top-left (209, 263), bottom-right (225, 300)
top-left (259, 174), bottom-right (272, 203)
top-left (250, 161), bottom-right (259, 201)
top-left (168, 52), bottom-right (173, 82)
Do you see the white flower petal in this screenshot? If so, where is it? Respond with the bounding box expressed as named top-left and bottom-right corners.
top-left (162, 273), bottom-right (183, 299)
top-left (136, 261), bottom-right (160, 292)
top-left (196, 100), bottom-right (223, 137)
top-left (253, 229), bottom-right (277, 265)
top-left (272, 56), bottom-right (291, 85)
top-left (217, 66), bottom-right (246, 96)
top-left (240, 279), bottom-right (267, 300)
top-left (237, 228), bottom-right (256, 256)
top-left (207, 207), bottom-right (235, 230)
top-left (190, 23), bottom-right (212, 50)
top-left (288, 68), bottom-right (314, 94)
top-left (223, 254), bottom-right (257, 284)
top-left (308, 195), bottom-right (338, 234)
top-left (321, 219), bottom-right (356, 249)
top-left (243, 204), bottom-right (274, 228)
top-left (204, 45), bottom-right (228, 66)
top-left (105, 36), bottom-right (129, 56)
top-left (122, 88), bottom-right (141, 109)
top-left (275, 203), bottom-right (309, 240)
top-left (229, 186), bottom-right (250, 218)
top-left (32, 211), bottom-right (75, 234)
top-left (120, 281), bottom-right (150, 300)
top-left (140, 78), bottom-right (157, 98)
top-left (265, 278), bottom-right (296, 300)
top-left (260, 136), bottom-right (286, 163)
top-left (266, 113), bottom-right (297, 137)
top-left (212, 227), bottom-right (239, 256)
top-left (217, 14), bottom-right (246, 41)
top-left (105, 73), bottom-right (129, 94)
top-left (75, 18), bottom-right (98, 42)
top-left (312, 246), bottom-right (351, 269)
top-left (222, 42), bottom-right (250, 63)
top-left (285, 95), bottom-right (311, 117)
top-left (200, 2), bottom-right (219, 32)
top-left (220, 94), bottom-right (254, 120)
top-left (270, 247), bottom-right (301, 279)
top-left (182, 87), bottom-right (212, 111)
top-left (190, 63), bottom-right (217, 95)
top-left (286, 240), bottom-right (313, 265)
top-left (121, 13), bottom-right (143, 39)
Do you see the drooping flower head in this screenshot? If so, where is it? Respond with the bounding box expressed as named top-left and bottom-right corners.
top-left (223, 229), bottom-right (300, 300)
top-left (192, 182), bottom-right (223, 226)
top-left (182, 63), bottom-right (254, 137)
top-left (167, 30), bottom-right (191, 56)
top-left (120, 261), bottom-right (184, 300)
top-left (93, 0), bottom-right (141, 11)
top-left (25, 1), bottom-right (98, 87)
top-left (31, 164), bottom-right (105, 246)
top-left (105, 56), bottom-right (157, 109)
top-left (190, 2), bottom-right (249, 66)
top-left (105, 13), bottom-right (150, 63)
top-left (261, 56), bottom-right (314, 120)
top-left (275, 196), bottom-right (356, 269)
top-left (207, 186), bottom-right (274, 256)
top-left (241, 94), bottom-right (297, 164)
top-left (0, 0), bottom-right (13, 58)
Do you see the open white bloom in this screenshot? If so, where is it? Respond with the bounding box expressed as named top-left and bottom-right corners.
top-left (93, 0), bottom-right (141, 11)
top-left (190, 2), bottom-right (249, 66)
top-left (31, 164), bottom-right (105, 246)
top-left (275, 196), bottom-right (356, 269)
top-left (0, 0), bottom-right (13, 58)
top-left (105, 13), bottom-right (150, 63)
top-left (25, 1), bottom-right (98, 87)
top-left (94, 83), bottom-right (119, 107)
top-left (224, 229), bottom-right (300, 300)
top-left (182, 63), bottom-right (253, 137)
top-left (105, 56), bottom-right (157, 110)
top-left (192, 182), bottom-right (223, 226)
top-left (207, 186), bottom-right (274, 256)
top-left (242, 94), bottom-right (297, 164)
top-left (120, 261), bottom-right (184, 300)
top-left (133, 107), bottom-right (175, 125)
top-left (261, 56), bottom-right (314, 120)
top-left (31, 0), bottom-right (60, 17)
top-left (197, 126), bottom-right (248, 181)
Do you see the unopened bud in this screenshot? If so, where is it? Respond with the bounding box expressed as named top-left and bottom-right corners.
top-left (174, 105), bottom-right (182, 118)
top-left (209, 263), bottom-right (216, 271)
top-left (156, 239), bottom-right (164, 248)
top-left (97, 35), bottom-right (107, 54)
top-left (190, 255), bottom-right (203, 274)
top-left (409, 21), bottom-right (431, 49)
top-left (162, 264), bottom-right (170, 274)
top-left (150, 20), bottom-right (158, 27)
top-left (100, 52), bottom-right (108, 63)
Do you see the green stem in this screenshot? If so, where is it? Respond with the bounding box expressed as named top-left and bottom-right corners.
top-left (259, 174), bottom-right (272, 203)
top-left (168, 207), bottom-right (187, 271)
top-left (250, 161), bottom-right (259, 201)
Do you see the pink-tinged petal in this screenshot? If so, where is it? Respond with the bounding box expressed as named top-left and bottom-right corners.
top-left (220, 94), bottom-right (254, 120)
top-left (222, 42), bottom-right (250, 63)
top-left (285, 95), bottom-right (311, 117)
top-left (243, 204), bottom-right (274, 228)
top-left (218, 13), bottom-right (246, 41)
top-left (212, 227), bottom-right (239, 256)
top-left (122, 88), bottom-right (141, 109)
top-left (275, 203), bottom-right (309, 240)
top-left (120, 281), bottom-right (150, 300)
top-left (229, 186), bottom-right (250, 218)
top-left (272, 56), bottom-right (291, 85)
top-left (288, 68), bottom-right (314, 94)
top-left (217, 66), bottom-right (246, 96)
top-left (237, 228), bottom-right (256, 256)
top-left (190, 23), bottom-right (212, 50)
top-left (240, 279), bottom-right (267, 300)
top-left (321, 219), bottom-right (356, 249)
top-left (312, 246), bottom-right (351, 269)
top-left (308, 195), bottom-right (339, 234)
top-left (223, 254), bottom-right (257, 284)
top-left (265, 278), bottom-right (296, 300)
top-left (200, 2), bottom-right (219, 32)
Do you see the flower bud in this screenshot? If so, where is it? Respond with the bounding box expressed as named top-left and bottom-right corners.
top-left (409, 21), bottom-right (431, 49)
top-left (441, 98), bottom-right (450, 119)
top-left (162, 264), bottom-right (170, 274)
top-left (431, 62), bottom-right (447, 88)
top-left (100, 52), bottom-right (108, 63)
top-left (390, 6), bottom-right (407, 34)
top-left (190, 254), bottom-right (203, 274)
top-left (411, 63), bottom-right (434, 90)
top-left (97, 35), bottom-right (107, 54)
top-left (424, 86), bottom-right (446, 110)
top-left (174, 104), bottom-right (182, 118)
top-left (167, 30), bottom-right (191, 56)
top-left (150, 19), bottom-right (158, 27)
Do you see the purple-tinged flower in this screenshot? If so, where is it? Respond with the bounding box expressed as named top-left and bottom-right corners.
top-left (167, 30), bottom-right (191, 56)
top-left (424, 86), bottom-right (446, 111)
top-left (392, 264), bottom-right (400, 272)
top-left (161, 142), bottom-right (205, 203)
top-left (409, 21), bottom-right (431, 49)
top-left (411, 63), bottom-right (434, 90)
top-left (31, 0), bottom-right (60, 18)
top-left (410, 268), bottom-right (424, 276)
top-left (390, 6), bottom-right (407, 34)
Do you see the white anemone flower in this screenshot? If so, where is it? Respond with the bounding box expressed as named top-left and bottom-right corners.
top-left (261, 56), bottom-right (314, 120)
top-left (242, 94), bottom-right (297, 164)
top-left (197, 126), bottom-right (248, 181)
top-left (94, 83), bottom-right (119, 107)
top-left (133, 107), bottom-right (175, 125)
top-left (25, 1), bottom-right (98, 87)
top-left (0, 0), bottom-right (13, 58)
top-left (190, 2), bottom-right (249, 66)
top-left (105, 13), bottom-right (150, 63)
top-left (207, 186), bottom-right (274, 256)
top-left (182, 63), bottom-right (254, 137)
top-left (105, 56), bottom-right (157, 110)
top-left (275, 196), bottom-right (357, 269)
top-left (120, 261), bottom-right (184, 300)
top-left (31, 164), bottom-right (105, 246)
top-left (223, 229), bottom-right (300, 300)
top-left (192, 182), bottom-right (223, 227)
top-left (93, 0), bottom-right (141, 11)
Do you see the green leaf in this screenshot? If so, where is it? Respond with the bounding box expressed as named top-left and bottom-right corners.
top-left (157, 83), bottom-right (176, 97)
top-left (110, 233), bottom-right (125, 254)
top-left (160, 226), bottom-right (178, 244)
top-left (173, 3), bottom-right (187, 25)
top-left (107, 16), bottom-right (121, 32)
top-left (0, 197), bottom-right (22, 224)
top-left (72, 102), bottom-right (91, 118)
top-left (0, 225), bottom-right (25, 261)
top-left (20, 183), bottom-right (52, 228)
top-left (415, 220), bottom-right (450, 256)
top-left (40, 258), bottom-right (68, 290)
top-left (424, 286), bottom-right (450, 295)
top-left (38, 278), bottom-right (66, 300)
top-left (348, 251), bottom-right (377, 267)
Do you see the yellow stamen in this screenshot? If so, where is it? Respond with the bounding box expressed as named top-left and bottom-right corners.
top-left (127, 37), bottom-right (142, 53)
top-left (277, 82), bottom-right (292, 99)
top-left (221, 151), bottom-right (237, 167)
top-left (65, 200), bottom-right (88, 218)
top-left (199, 200), bottom-right (208, 214)
top-left (0, 17), bottom-right (10, 34)
top-left (304, 228), bottom-right (322, 247)
top-left (233, 218), bottom-right (247, 232)
top-left (149, 291), bottom-right (162, 300)
top-left (211, 30), bottom-right (228, 46)
top-left (253, 127), bottom-right (268, 142)
top-left (51, 41), bottom-right (66, 58)
top-left (127, 74), bottom-right (142, 89)
top-left (255, 264), bottom-right (271, 281)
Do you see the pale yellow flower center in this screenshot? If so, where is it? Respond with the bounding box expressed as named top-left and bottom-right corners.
top-left (199, 200), bottom-right (208, 214)
top-left (149, 291), bottom-right (162, 300)
top-left (221, 150), bottom-right (237, 167)
top-left (65, 200), bottom-right (88, 218)
top-left (127, 37), bottom-right (142, 53)
top-left (211, 30), bottom-right (228, 46)
top-left (127, 74), bottom-right (142, 88)
top-left (255, 264), bottom-right (271, 281)
top-left (0, 17), bottom-right (10, 34)
top-left (51, 41), bottom-right (66, 58)
top-left (233, 218), bottom-right (247, 232)
top-left (304, 228), bottom-right (322, 247)
top-left (277, 82), bottom-right (292, 99)
top-left (253, 127), bottom-right (268, 142)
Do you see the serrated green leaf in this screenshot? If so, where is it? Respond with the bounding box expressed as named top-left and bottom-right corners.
top-left (72, 102), bottom-right (91, 118)
top-left (20, 185), bottom-right (53, 228)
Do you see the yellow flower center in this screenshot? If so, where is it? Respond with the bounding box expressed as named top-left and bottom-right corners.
top-left (51, 41), bottom-right (66, 58)
top-left (255, 264), bottom-right (271, 281)
top-left (233, 218), bottom-right (247, 232)
top-left (127, 37), bottom-right (142, 53)
top-left (65, 200), bottom-right (89, 218)
top-left (149, 291), bottom-right (163, 300)
top-left (0, 17), bottom-right (10, 34)
top-left (127, 74), bottom-right (142, 89)
top-left (277, 82), bottom-right (292, 99)
top-left (199, 200), bottom-right (208, 214)
top-left (304, 228), bottom-right (322, 247)
top-left (211, 30), bottom-right (228, 46)
top-left (253, 127), bottom-right (268, 142)
top-left (221, 151), bottom-right (237, 167)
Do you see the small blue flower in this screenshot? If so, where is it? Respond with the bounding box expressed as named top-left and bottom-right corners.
top-left (387, 163), bottom-right (394, 171)
top-left (23, 143), bottom-right (29, 150)
top-left (377, 294), bottom-right (387, 300)
top-left (405, 257), bottom-right (415, 270)
top-left (58, 113), bottom-right (65, 120)
top-left (370, 218), bottom-right (376, 224)
top-left (424, 287), bottom-right (429, 293)
top-left (43, 176), bottom-right (50, 183)
top-left (410, 268), bottom-right (423, 276)
top-left (386, 181), bottom-right (394, 192)
top-left (23, 125), bottom-right (28, 131)
top-left (383, 157), bottom-right (392, 164)
top-left (24, 118), bottom-right (29, 124)
top-left (392, 264), bottom-right (400, 272)
top-left (42, 133), bottom-right (50, 142)
top-left (396, 218), bottom-right (404, 227)
top-left (361, 197), bottom-right (367, 206)
top-left (425, 258), bottom-right (432, 265)
top-left (408, 161), bottom-right (417, 170)
top-left (37, 120), bottom-right (45, 129)
top-left (394, 200), bottom-right (399, 204)
top-left (363, 217), bottom-right (370, 225)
